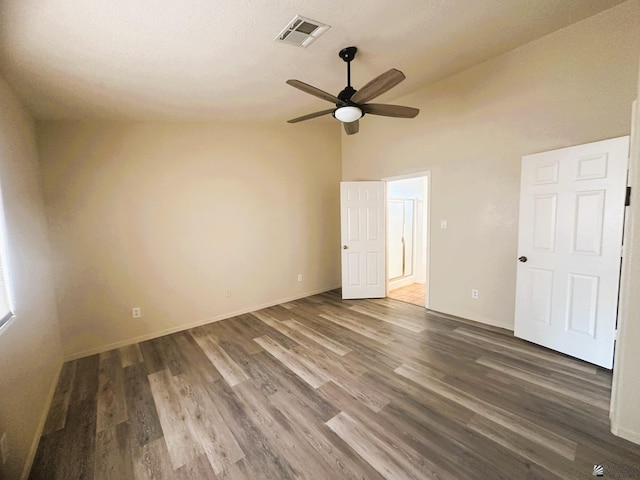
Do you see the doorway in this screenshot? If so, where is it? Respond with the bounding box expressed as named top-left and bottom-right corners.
top-left (385, 173), bottom-right (430, 307)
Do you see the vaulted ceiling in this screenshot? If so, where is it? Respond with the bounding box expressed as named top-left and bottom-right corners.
top-left (0, 0), bottom-right (627, 121)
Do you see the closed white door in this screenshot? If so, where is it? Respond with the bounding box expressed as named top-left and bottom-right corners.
top-left (515, 136), bottom-right (629, 368)
top-left (341, 182), bottom-right (386, 299)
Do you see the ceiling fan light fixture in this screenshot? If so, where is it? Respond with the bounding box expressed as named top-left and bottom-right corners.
top-left (334, 105), bottom-right (363, 123)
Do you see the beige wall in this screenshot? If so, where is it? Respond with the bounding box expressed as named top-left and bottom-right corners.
top-left (342, 1), bottom-right (640, 328)
top-left (611, 48), bottom-right (640, 442)
top-left (0, 78), bottom-right (62, 479)
top-left (37, 120), bottom-right (342, 359)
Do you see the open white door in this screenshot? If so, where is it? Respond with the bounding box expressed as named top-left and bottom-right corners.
top-left (340, 182), bottom-right (386, 299)
top-left (515, 136), bottom-right (629, 368)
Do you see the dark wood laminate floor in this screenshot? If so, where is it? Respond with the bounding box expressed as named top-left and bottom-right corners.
top-left (30, 290), bottom-right (640, 479)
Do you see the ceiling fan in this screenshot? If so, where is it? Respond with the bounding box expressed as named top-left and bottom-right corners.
top-left (286, 46), bottom-right (419, 135)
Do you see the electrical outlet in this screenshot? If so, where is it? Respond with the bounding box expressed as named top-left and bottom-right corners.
top-left (440, 220), bottom-right (447, 229)
top-left (1, 432), bottom-right (8, 465)
top-left (471, 289), bottom-right (479, 299)
top-left (132, 307), bottom-right (141, 318)
top-left (297, 274), bottom-right (303, 282)
top-left (226, 289), bottom-right (231, 298)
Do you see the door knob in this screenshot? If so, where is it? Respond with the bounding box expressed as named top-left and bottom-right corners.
top-left (343, 245), bottom-right (349, 249)
top-left (518, 256), bottom-right (527, 262)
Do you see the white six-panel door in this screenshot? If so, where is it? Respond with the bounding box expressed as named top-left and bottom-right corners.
top-left (515, 136), bottom-right (629, 368)
top-left (340, 182), bottom-right (386, 299)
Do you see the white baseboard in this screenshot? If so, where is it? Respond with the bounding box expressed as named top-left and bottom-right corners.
top-left (611, 418), bottom-right (640, 445)
top-left (426, 308), bottom-right (513, 332)
top-left (20, 358), bottom-right (64, 480)
top-left (63, 284), bottom-right (341, 361)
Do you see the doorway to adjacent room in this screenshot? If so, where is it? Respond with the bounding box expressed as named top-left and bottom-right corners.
top-left (385, 173), bottom-right (430, 307)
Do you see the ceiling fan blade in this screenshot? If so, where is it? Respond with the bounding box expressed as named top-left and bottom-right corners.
top-left (287, 109), bottom-right (335, 123)
top-left (362, 103), bottom-right (419, 118)
top-left (344, 120), bottom-right (359, 135)
top-left (286, 80), bottom-right (343, 105)
top-left (351, 69), bottom-right (406, 104)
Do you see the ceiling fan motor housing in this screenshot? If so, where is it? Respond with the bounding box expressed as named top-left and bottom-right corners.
top-left (338, 46), bottom-right (357, 63)
top-left (338, 86), bottom-right (357, 103)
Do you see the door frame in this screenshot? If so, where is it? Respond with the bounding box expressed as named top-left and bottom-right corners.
top-left (383, 171), bottom-right (431, 308)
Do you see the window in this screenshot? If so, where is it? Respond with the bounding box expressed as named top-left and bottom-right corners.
top-left (0, 190), bottom-right (12, 329)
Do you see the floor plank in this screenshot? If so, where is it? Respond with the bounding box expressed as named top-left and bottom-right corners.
top-left (42, 361), bottom-right (77, 435)
top-left (94, 422), bottom-right (134, 479)
top-left (131, 437), bottom-right (173, 480)
top-left (119, 343), bottom-right (144, 368)
top-left (96, 349), bottom-right (128, 432)
top-left (122, 363), bottom-right (164, 448)
top-left (349, 303), bottom-right (427, 333)
top-left (282, 318), bottom-right (352, 356)
top-left (192, 335), bottom-right (250, 387)
top-left (319, 312), bottom-right (393, 345)
top-left (253, 335), bottom-right (330, 388)
top-left (147, 369), bottom-right (204, 469)
top-left (172, 373), bottom-right (245, 474)
top-left (326, 411), bottom-right (436, 480)
top-left (70, 355), bottom-right (100, 404)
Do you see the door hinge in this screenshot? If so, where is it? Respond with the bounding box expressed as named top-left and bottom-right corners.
top-left (625, 186), bottom-right (631, 206)
top-left (614, 329), bottom-right (618, 341)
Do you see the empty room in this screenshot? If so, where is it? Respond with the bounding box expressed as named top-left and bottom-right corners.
top-left (1, 0), bottom-right (640, 478)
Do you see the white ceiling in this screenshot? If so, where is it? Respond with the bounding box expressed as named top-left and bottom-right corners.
top-left (0, 0), bottom-right (627, 122)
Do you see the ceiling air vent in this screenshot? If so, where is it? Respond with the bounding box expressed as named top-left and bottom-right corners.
top-left (275, 15), bottom-right (330, 48)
